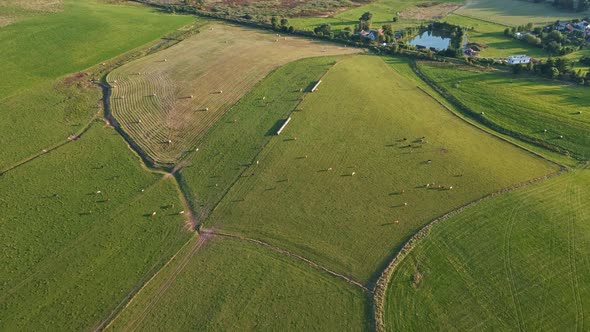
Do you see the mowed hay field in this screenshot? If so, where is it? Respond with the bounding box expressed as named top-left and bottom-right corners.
top-left (108, 24), bottom-right (360, 165)
top-left (204, 55), bottom-right (557, 283)
top-left (384, 170), bottom-right (590, 331)
top-left (0, 0), bottom-right (192, 169)
top-left (417, 62), bottom-right (590, 160)
top-left (458, 0), bottom-right (589, 25)
top-left (106, 236), bottom-right (370, 331)
top-left (0, 123), bottom-right (190, 331)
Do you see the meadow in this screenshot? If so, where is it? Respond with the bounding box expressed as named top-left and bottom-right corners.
top-left (106, 236), bottom-right (370, 330)
top-left (0, 123), bottom-right (190, 331)
top-left (290, 0), bottom-right (463, 32)
top-left (416, 61), bottom-right (590, 160)
top-left (457, 0), bottom-right (589, 26)
top-left (0, 0), bottom-right (193, 169)
top-left (202, 55), bottom-right (557, 283)
top-left (384, 170), bottom-right (590, 331)
top-left (178, 55), bottom-right (347, 220)
top-left (108, 23), bottom-right (360, 165)
top-left (444, 14), bottom-right (548, 58)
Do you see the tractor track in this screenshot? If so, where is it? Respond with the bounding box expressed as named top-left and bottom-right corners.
top-left (371, 169), bottom-right (566, 332)
top-left (209, 230), bottom-right (369, 292)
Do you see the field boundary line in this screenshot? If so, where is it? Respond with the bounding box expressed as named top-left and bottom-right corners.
top-left (98, 231), bottom-right (200, 331)
top-left (372, 169), bottom-right (565, 332)
top-left (0, 110), bottom-right (100, 176)
top-left (209, 230), bottom-right (369, 292)
top-left (451, 12), bottom-right (512, 27)
top-left (409, 60), bottom-right (571, 169)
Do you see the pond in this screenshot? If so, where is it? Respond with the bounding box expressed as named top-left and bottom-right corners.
top-left (407, 31), bottom-right (451, 51)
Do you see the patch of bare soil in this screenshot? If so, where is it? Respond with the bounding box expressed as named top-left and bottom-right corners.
top-left (1, 0), bottom-right (63, 13)
top-left (399, 2), bottom-right (462, 20)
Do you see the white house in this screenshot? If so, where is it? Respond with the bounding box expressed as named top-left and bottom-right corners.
top-left (507, 55), bottom-right (531, 64)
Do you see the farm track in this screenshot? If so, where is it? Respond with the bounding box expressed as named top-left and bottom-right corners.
top-left (503, 206), bottom-right (525, 331)
top-left (209, 231), bottom-right (369, 292)
top-left (568, 183), bottom-right (584, 331)
top-left (372, 169), bottom-right (566, 332)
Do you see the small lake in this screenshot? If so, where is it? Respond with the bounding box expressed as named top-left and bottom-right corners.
top-left (407, 31), bottom-right (451, 51)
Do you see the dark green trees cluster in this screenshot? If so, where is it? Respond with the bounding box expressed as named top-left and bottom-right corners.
top-left (504, 20), bottom-right (588, 55)
top-left (513, 57), bottom-right (590, 85)
top-left (270, 16), bottom-right (295, 33)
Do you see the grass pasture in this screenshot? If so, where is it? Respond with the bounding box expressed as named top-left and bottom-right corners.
top-left (417, 61), bottom-right (590, 160)
top-left (203, 55), bottom-right (557, 283)
top-left (290, 0), bottom-right (464, 32)
top-left (0, 123), bottom-right (190, 331)
top-left (445, 14), bottom-right (548, 58)
top-left (0, 0), bottom-right (193, 169)
top-left (178, 55), bottom-right (345, 220)
top-left (106, 236), bottom-right (370, 331)
top-left (108, 23), bottom-right (360, 165)
top-left (384, 170), bottom-right (590, 331)
top-left (457, 0), bottom-right (589, 26)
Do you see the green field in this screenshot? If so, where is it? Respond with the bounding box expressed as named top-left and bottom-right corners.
top-left (201, 55), bottom-right (556, 283)
top-left (445, 14), bottom-right (548, 58)
top-left (0, 123), bottom-right (190, 331)
top-left (290, 0), bottom-right (463, 32)
top-left (0, 0), bottom-right (192, 169)
top-left (384, 170), bottom-right (590, 330)
top-left (178, 55), bottom-right (346, 220)
top-left (457, 0), bottom-right (589, 26)
top-left (107, 236), bottom-right (370, 330)
top-left (417, 61), bottom-right (590, 160)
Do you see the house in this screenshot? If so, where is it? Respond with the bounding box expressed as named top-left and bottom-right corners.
top-left (507, 55), bottom-right (531, 64)
top-left (359, 28), bottom-right (383, 41)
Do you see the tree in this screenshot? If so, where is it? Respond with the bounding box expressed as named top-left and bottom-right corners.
top-left (358, 20), bottom-right (370, 31)
top-left (392, 16), bottom-right (398, 22)
top-left (382, 24), bottom-right (394, 38)
top-left (513, 64), bottom-right (523, 74)
top-left (359, 12), bottom-right (373, 22)
top-left (504, 27), bottom-right (511, 36)
top-left (523, 34), bottom-right (542, 46)
top-left (271, 16), bottom-right (279, 30)
top-left (313, 24), bottom-right (332, 36)
top-left (280, 18), bottom-right (289, 27)
top-left (525, 22), bottom-right (534, 31)
top-left (549, 67), bottom-right (560, 79)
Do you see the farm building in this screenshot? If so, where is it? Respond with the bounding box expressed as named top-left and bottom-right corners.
top-left (507, 55), bottom-right (531, 65)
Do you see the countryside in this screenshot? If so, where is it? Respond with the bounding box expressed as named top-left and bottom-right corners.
top-left (1, 0), bottom-right (589, 331)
